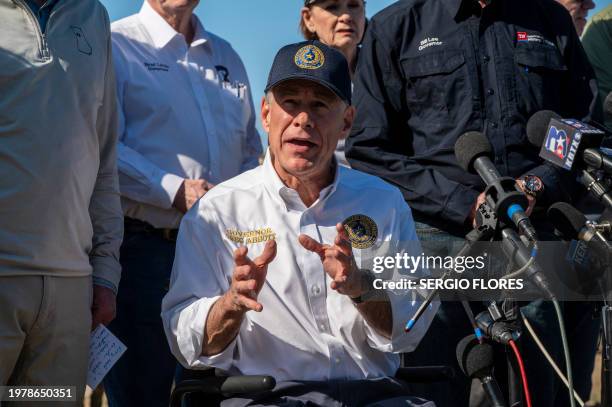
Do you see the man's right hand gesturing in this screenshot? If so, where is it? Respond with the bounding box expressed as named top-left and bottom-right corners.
top-left (203, 239), bottom-right (277, 356)
top-left (223, 240), bottom-right (277, 313)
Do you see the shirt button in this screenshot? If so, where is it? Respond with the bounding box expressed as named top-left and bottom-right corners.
top-left (311, 285), bottom-right (321, 295)
top-left (487, 89), bottom-right (495, 96)
top-left (319, 324), bottom-right (326, 331)
top-left (335, 357), bottom-right (341, 364)
top-left (483, 55), bottom-right (490, 63)
top-left (490, 122), bottom-right (498, 129)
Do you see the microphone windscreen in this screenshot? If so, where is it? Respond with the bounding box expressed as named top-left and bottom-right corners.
top-left (526, 110), bottom-right (561, 147)
top-left (547, 202), bottom-right (587, 240)
top-left (456, 334), bottom-right (494, 379)
top-left (455, 131), bottom-right (492, 173)
top-left (604, 92), bottom-right (612, 122)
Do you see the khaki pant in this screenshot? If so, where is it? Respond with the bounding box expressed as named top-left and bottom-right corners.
top-left (0, 275), bottom-right (92, 406)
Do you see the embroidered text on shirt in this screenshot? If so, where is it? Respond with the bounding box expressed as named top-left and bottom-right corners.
top-left (225, 228), bottom-right (276, 244)
top-left (418, 37), bottom-right (443, 51)
top-left (144, 62), bottom-right (170, 72)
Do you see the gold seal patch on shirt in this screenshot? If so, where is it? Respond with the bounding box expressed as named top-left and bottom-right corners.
top-left (294, 45), bottom-right (325, 70)
top-left (342, 215), bottom-right (378, 249)
top-left (225, 227), bottom-right (276, 244)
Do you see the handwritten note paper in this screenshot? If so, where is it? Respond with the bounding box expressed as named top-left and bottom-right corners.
top-left (86, 325), bottom-right (127, 390)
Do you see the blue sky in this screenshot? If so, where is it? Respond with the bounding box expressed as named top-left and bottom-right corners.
top-left (100, 0), bottom-right (612, 139)
top-left (100, 0), bottom-right (397, 137)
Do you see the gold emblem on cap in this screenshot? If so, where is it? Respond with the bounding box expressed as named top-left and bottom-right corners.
top-left (294, 45), bottom-right (325, 70)
top-left (342, 214), bottom-right (378, 249)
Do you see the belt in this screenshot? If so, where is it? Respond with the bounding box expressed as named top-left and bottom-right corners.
top-left (124, 218), bottom-right (179, 242)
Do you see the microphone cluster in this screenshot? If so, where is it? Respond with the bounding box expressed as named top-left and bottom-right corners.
top-left (452, 109), bottom-right (612, 288)
top-left (526, 110), bottom-right (612, 209)
top-left (408, 109), bottom-right (612, 407)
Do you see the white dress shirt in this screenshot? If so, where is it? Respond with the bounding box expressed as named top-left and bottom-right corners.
top-left (111, 2), bottom-right (262, 228)
top-left (162, 152), bottom-right (437, 382)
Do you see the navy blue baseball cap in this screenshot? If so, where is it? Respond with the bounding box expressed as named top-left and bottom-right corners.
top-left (264, 41), bottom-right (352, 105)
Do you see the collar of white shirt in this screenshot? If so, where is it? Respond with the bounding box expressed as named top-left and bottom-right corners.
top-left (138, 1), bottom-right (210, 49)
top-left (261, 150), bottom-right (340, 212)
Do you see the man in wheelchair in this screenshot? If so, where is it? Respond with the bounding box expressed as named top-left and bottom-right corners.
top-left (161, 41), bottom-right (438, 407)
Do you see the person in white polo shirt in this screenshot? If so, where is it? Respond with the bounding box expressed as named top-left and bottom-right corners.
top-left (162, 41), bottom-right (437, 407)
top-left (105, 1), bottom-right (262, 406)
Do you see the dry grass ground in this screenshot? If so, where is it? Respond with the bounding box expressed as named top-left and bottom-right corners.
top-left (588, 348), bottom-right (602, 407)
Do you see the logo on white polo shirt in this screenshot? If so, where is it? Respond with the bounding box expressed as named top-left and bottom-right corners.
top-left (143, 62), bottom-right (170, 72)
top-left (215, 65), bottom-right (231, 82)
top-left (225, 227), bottom-right (276, 244)
top-left (342, 215), bottom-right (378, 249)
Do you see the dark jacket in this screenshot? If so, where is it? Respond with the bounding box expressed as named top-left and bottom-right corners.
top-left (346, 0), bottom-right (597, 236)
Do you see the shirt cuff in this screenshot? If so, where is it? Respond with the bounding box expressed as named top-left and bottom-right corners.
top-left (92, 276), bottom-right (118, 295)
top-left (152, 172), bottom-right (184, 210)
top-left (91, 257), bottom-right (121, 294)
top-left (443, 184), bottom-right (481, 226)
top-left (522, 164), bottom-right (568, 206)
top-left (166, 296), bottom-right (239, 370)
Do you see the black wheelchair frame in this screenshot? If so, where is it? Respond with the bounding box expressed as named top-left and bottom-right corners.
top-left (170, 365), bottom-right (455, 407)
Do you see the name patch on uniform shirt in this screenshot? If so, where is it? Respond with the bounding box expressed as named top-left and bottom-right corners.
top-left (225, 228), bottom-right (276, 244)
top-left (342, 215), bottom-right (378, 249)
top-left (418, 37), bottom-right (443, 51)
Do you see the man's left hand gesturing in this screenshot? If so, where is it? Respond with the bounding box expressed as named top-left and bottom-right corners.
top-left (299, 223), bottom-right (365, 299)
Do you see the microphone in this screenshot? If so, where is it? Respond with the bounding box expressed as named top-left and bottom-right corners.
top-left (456, 335), bottom-right (506, 407)
top-left (455, 131), bottom-right (538, 241)
top-left (527, 111), bottom-right (612, 208)
top-left (547, 202), bottom-right (612, 249)
top-left (526, 110), bottom-right (607, 173)
top-left (547, 202), bottom-right (612, 296)
top-left (525, 110), bottom-right (562, 146)
top-left (454, 134), bottom-right (556, 297)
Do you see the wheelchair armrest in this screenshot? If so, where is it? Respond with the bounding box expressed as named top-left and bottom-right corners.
top-left (219, 375), bottom-right (276, 394)
top-left (170, 374), bottom-right (276, 407)
top-left (395, 366), bottom-right (455, 383)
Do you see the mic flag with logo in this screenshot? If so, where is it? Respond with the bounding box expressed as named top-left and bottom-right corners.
top-left (539, 118), bottom-right (605, 171)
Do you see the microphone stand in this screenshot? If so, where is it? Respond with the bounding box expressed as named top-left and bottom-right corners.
top-left (406, 202), bottom-right (553, 406)
top-left (598, 226), bottom-right (612, 406)
top-left (477, 205), bottom-right (549, 407)
top-left (476, 301), bottom-right (522, 407)
top-left (581, 169), bottom-right (612, 210)
top-left (603, 303), bottom-right (612, 407)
